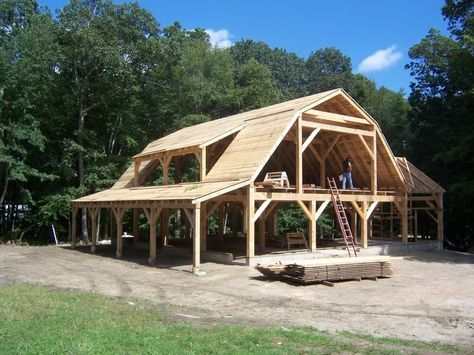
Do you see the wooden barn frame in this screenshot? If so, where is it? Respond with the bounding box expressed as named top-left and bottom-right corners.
top-left (71, 89), bottom-right (444, 272)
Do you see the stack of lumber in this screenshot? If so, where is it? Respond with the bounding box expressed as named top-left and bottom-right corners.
top-left (256, 256), bottom-right (398, 285)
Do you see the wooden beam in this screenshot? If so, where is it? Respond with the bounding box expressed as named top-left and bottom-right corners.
top-left (205, 201), bottom-right (221, 219)
top-left (366, 201), bottom-right (379, 219)
top-left (247, 185), bottom-right (255, 258)
top-left (302, 120), bottom-right (374, 137)
top-left (357, 135), bottom-right (374, 160)
top-left (199, 147), bottom-right (206, 181)
top-left (253, 199), bottom-right (271, 223)
top-left (322, 135), bottom-right (340, 159)
top-left (308, 144), bottom-right (323, 164)
top-left (297, 200), bottom-right (312, 219)
top-left (309, 200), bottom-right (316, 251)
top-left (88, 207), bottom-right (100, 253)
top-left (112, 207), bottom-right (126, 258)
top-left (360, 200), bottom-right (368, 248)
top-left (372, 134), bottom-right (377, 194)
top-left (134, 161), bottom-right (141, 186)
top-left (143, 207), bottom-right (162, 265)
top-left (296, 115), bottom-right (303, 193)
top-left (302, 128), bottom-right (320, 152)
top-left (199, 124), bottom-right (244, 148)
top-left (183, 208), bottom-right (195, 229)
top-left (303, 109), bottom-right (372, 125)
top-left (315, 200), bottom-right (330, 221)
top-left (350, 201), bottom-right (363, 218)
top-left (193, 204), bottom-right (201, 273)
top-left (437, 194), bottom-right (444, 241)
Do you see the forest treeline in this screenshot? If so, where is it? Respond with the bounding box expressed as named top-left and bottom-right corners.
top-left (0, 0), bottom-right (472, 249)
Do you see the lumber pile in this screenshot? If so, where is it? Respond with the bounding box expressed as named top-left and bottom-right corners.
top-left (256, 256), bottom-right (397, 285)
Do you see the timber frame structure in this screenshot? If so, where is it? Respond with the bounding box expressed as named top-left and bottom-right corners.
top-left (71, 89), bottom-right (444, 271)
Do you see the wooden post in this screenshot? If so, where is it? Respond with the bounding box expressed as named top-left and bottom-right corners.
top-left (200, 147), bottom-right (207, 181)
top-left (258, 219), bottom-right (265, 252)
top-left (134, 161), bottom-right (141, 186)
top-left (371, 133), bottom-right (377, 194)
top-left (218, 204), bottom-right (225, 244)
top-left (161, 209), bottom-right (169, 247)
top-left (309, 200), bottom-right (316, 251)
top-left (400, 196), bottom-right (409, 243)
top-left (133, 209), bottom-right (139, 241)
top-left (160, 156), bottom-right (170, 185)
top-left (112, 207), bottom-right (126, 258)
top-left (320, 158), bottom-right (326, 188)
top-left (360, 200), bottom-right (368, 248)
top-left (193, 204), bottom-right (201, 273)
top-left (296, 115), bottom-right (303, 193)
top-left (110, 209), bottom-right (116, 246)
top-left (89, 207), bottom-right (100, 253)
top-left (246, 185), bottom-right (255, 258)
top-left (349, 208), bottom-right (358, 244)
top-left (437, 194), bottom-right (444, 241)
top-left (71, 207), bottom-right (78, 248)
top-left (144, 208), bottom-right (161, 266)
top-left (200, 202), bottom-right (207, 251)
top-left (414, 210), bottom-right (418, 242)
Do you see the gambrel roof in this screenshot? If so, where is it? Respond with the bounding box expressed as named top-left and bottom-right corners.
top-left (73, 89), bottom-right (437, 206)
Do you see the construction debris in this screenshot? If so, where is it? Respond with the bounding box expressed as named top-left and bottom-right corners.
top-left (256, 256), bottom-right (398, 285)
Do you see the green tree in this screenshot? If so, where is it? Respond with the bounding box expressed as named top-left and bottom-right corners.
top-left (406, 0), bottom-right (474, 247)
top-left (230, 39), bottom-right (306, 99)
top-left (0, 0), bottom-right (57, 235)
top-left (54, 0), bottom-right (161, 241)
top-left (305, 47), bottom-right (353, 94)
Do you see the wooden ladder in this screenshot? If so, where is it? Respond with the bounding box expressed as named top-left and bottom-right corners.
top-left (327, 177), bottom-right (358, 257)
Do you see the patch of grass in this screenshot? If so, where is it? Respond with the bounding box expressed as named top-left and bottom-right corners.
top-left (340, 330), bottom-right (459, 353)
top-left (0, 284), bottom-right (462, 354)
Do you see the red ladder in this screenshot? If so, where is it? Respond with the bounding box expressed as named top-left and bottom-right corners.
top-left (327, 177), bottom-right (358, 257)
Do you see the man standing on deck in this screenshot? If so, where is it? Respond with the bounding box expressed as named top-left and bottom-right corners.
top-left (342, 157), bottom-right (354, 190)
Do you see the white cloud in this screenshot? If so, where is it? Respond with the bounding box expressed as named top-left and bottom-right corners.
top-left (358, 45), bottom-right (402, 73)
top-left (205, 28), bottom-right (232, 48)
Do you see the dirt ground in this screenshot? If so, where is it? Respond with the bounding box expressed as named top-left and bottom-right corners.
top-left (0, 245), bottom-right (473, 347)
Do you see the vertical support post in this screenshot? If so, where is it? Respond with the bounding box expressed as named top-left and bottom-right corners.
top-left (71, 207), bottom-right (78, 248)
top-left (200, 147), bottom-right (207, 181)
top-left (296, 115), bottom-right (303, 193)
top-left (149, 217), bottom-right (157, 265)
top-left (437, 194), bottom-right (444, 241)
top-left (309, 200), bottom-right (316, 251)
top-left (401, 196), bottom-right (409, 243)
top-left (133, 209), bottom-right (139, 241)
top-left (160, 156), bottom-right (170, 185)
top-left (193, 204), bottom-right (201, 273)
top-left (258, 219), bottom-right (265, 252)
top-left (200, 202), bottom-right (207, 251)
top-left (161, 209), bottom-right (169, 247)
top-left (320, 158), bottom-right (326, 188)
top-left (361, 200), bottom-right (368, 248)
top-left (89, 207), bottom-right (100, 253)
top-left (113, 207), bottom-right (126, 258)
top-left (144, 207), bottom-right (161, 266)
top-left (371, 132), bottom-right (377, 194)
top-left (350, 208), bottom-right (358, 244)
top-left (218, 204), bottom-right (225, 244)
top-left (390, 203), bottom-right (394, 238)
top-left (414, 210), bottom-right (418, 242)
top-left (246, 185), bottom-right (255, 258)
top-left (134, 160), bottom-right (141, 186)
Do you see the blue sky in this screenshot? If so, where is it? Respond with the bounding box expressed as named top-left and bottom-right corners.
top-left (41, 0), bottom-right (450, 94)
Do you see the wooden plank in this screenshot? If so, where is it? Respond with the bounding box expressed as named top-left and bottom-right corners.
top-left (302, 128), bottom-right (320, 152)
top-left (193, 204), bottom-right (201, 272)
top-left (315, 200), bottom-right (330, 220)
top-left (367, 201), bottom-right (379, 219)
top-left (247, 185), bottom-right (255, 257)
top-left (303, 109), bottom-right (372, 125)
top-left (302, 120), bottom-right (374, 137)
top-left (253, 199), bottom-right (271, 223)
top-left (297, 200), bottom-right (312, 219)
top-left (296, 115), bottom-right (303, 193)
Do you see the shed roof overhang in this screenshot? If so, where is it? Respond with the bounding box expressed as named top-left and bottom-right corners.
top-left (72, 179), bottom-right (250, 208)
